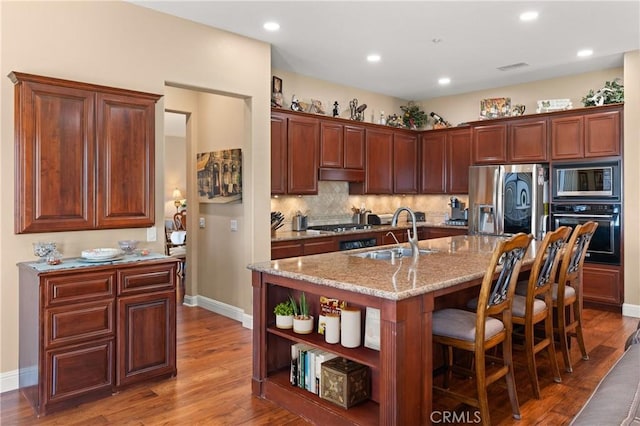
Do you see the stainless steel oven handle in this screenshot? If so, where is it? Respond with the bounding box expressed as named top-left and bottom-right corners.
top-left (553, 213), bottom-right (615, 219)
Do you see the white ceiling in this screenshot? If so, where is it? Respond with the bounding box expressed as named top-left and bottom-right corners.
top-left (132, 1), bottom-right (639, 100)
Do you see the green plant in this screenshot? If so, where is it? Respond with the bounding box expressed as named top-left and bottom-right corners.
top-left (400, 101), bottom-right (428, 129)
top-left (273, 300), bottom-right (294, 316)
top-left (288, 293), bottom-right (310, 318)
top-left (582, 78), bottom-right (624, 106)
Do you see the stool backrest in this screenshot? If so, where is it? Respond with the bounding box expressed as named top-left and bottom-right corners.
top-left (530, 226), bottom-right (572, 297)
top-left (556, 221), bottom-right (598, 303)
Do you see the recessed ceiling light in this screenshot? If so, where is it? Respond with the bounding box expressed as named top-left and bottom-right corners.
top-left (263, 22), bottom-right (280, 31)
top-left (367, 54), bottom-right (381, 63)
top-left (519, 11), bottom-right (539, 21)
top-left (432, 38), bottom-right (443, 44)
top-left (577, 49), bottom-right (594, 57)
top-left (438, 77), bottom-right (451, 85)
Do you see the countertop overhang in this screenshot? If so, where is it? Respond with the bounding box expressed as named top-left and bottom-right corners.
top-left (250, 235), bottom-right (539, 301)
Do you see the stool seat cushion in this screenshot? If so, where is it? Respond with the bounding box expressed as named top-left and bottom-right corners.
top-left (511, 295), bottom-right (546, 318)
top-left (433, 308), bottom-right (504, 342)
top-left (550, 283), bottom-right (576, 301)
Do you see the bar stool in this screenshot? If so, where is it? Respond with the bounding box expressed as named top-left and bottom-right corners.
top-left (553, 221), bottom-right (598, 373)
top-left (432, 233), bottom-right (532, 425)
top-left (510, 226), bottom-right (571, 398)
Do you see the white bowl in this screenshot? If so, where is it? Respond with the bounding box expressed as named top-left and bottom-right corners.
top-left (81, 248), bottom-right (121, 260)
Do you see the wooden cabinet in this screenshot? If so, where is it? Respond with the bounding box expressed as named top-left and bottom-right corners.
top-left (393, 132), bottom-right (419, 194)
top-left (472, 119), bottom-right (547, 165)
top-left (380, 228), bottom-right (408, 245)
top-left (10, 72), bottom-right (160, 234)
top-left (472, 123), bottom-right (507, 164)
top-left (550, 105), bottom-right (622, 160)
top-left (318, 121), bottom-right (365, 182)
top-left (18, 258), bottom-right (177, 415)
top-left (509, 118), bottom-right (548, 163)
top-left (351, 128), bottom-right (394, 194)
top-left (421, 128), bottom-right (471, 194)
top-left (270, 111), bottom-right (319, 195)
top-left (583, 263), bottom-right (623, 308)
top-left (271, 237), bottom-right (337, 260)
top-left (425, 227), bottom-right (468, 239)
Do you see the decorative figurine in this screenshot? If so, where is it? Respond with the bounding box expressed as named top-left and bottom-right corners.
top-left (349, 98), bottom-right (358, 120)
top-left (355, 103), bottom-right (367, 121)
top-left (291, 95), bottom-right (302, 112)
top-left (332, 101), bottom-right (339, 117)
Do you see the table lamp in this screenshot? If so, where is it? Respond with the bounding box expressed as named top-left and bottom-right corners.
top-left (172, 188), bottom-right (183, 212)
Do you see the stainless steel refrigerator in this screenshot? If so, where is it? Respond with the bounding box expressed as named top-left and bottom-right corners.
top-left (468, 164), bottom-right (548, 240)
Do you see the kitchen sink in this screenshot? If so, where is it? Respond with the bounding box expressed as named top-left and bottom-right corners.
top-left (350, 247), bottom-right (436, 260)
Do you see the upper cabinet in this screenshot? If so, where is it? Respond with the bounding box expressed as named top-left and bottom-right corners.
top-left (551, 105), bottom-right (621, 160)
top-left (472, 119), bottom-right (546, 164)
top-left (318, 120), bottom-right (365, 182)
top-left (270, 111), bottom-right (319, 195)
top-left (421, 128), bottom-right (471, 194)
top-left (350, 127), bottom-right (394, 194)
top-left (10, 72), bottom-right (160, 234)
top-left (393, 131), bottom-right (419, 194)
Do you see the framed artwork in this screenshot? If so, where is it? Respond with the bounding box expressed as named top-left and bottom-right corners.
top-left (196, 148), bottom-right (242, 204)
top-left (480, 97), bottom-right (511, 119)
top-left (271, 76), bottom-right (283, 107)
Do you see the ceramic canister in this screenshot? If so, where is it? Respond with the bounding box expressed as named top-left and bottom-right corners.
top-left (324, 313), bottom-right (340, 344)
top-left (340, 306), bottom-right (361, 348)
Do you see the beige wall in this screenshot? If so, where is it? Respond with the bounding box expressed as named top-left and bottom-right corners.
top-left (164, 134), bottom-right (187, 218)
top-left (0, 1), bottom-right (271, 381)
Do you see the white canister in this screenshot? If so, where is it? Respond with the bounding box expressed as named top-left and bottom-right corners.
top-left (340, 307), bottom-right (361, 348)
top-left (324, 313), bottom-right (340, 344)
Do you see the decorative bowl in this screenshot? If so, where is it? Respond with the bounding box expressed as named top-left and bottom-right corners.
top-left (118, 240), bottom-right (139, 254)
top-left (81, 248), bottom-right (121, 260)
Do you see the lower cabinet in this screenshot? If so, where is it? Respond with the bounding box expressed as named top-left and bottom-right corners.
top-left (18, 258), bottom-right (178, 416)
top-left (583, 263), bottom-right (623, 309)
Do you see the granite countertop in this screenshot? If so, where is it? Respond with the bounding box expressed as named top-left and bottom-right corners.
top-left (249, 235), bottom-right (539, 301)
top-left (271, 221), bottom-right (468, 242)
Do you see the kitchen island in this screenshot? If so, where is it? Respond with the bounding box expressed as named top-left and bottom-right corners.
top-left (249, 235), bottom-right (539, 425)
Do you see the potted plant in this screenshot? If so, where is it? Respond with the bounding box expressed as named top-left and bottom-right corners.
top-left (273, 300), bottom-right (294, 329)
top-left (290, 293), bottom-right (314, 334)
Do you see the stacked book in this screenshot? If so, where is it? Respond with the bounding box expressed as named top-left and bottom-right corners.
top-left (290, 343), bottom-right (337, 397)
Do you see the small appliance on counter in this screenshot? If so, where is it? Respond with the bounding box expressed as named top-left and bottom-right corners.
top-left (367, 213), bottom-right (394, 225)
top-left (291, 211), bottom-right (308, 231)
top-left (445, 197), bottom-right (468, 226)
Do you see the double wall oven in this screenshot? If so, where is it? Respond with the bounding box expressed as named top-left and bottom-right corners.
top-left (551, 159), bottom-right (622, 265)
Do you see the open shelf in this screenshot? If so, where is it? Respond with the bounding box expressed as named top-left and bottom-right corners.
top-left (267, 325), bottom-right (379, 369)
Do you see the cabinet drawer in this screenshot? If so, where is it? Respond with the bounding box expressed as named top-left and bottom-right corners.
top-left (44, 271), bottom-right (116, 307)
top-left (118, 264), bottom-right (176, 296)
top-left (45, 338), bottom-right (114, 404)
top-left (45, 300), bottom-right (114, 347)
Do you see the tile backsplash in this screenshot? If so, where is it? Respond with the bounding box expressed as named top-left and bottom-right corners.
top-left (271, 181), bottom-right (468, 231)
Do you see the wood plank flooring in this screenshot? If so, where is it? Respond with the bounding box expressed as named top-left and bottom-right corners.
top-left (0, 305), bottom-right (637, 425)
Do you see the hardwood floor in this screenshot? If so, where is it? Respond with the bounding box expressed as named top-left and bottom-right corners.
top-left (0, 305), bottom-right (637, 425)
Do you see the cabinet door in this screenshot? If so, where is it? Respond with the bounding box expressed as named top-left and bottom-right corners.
top-left (393, 132), bottom-right (419, 194)
top-left (381, 229), bottom-right (407, 244)
top-left (96, 93), bottom-right (155, 228)
top-left (551, 115), bottom-right (584, 160)
top-left (583, 263), bottom-right (622, 306)
top-left (472, 124), bottom-right (507, 164)
top-left (584, 110), bottom-right (621, 158)
top-left (271, 113), bottom-right (288, 195)
top-left (13, 78), bottom-right (96, 233)
top-left (117, 291), bottom-right (176, 386)
top-left (45, 339), bottom-right (114, 405)
top-left (420, 132), bottom-right (446, 193)
top-left (287, 116), bottom-right (319, 194)
top-left (319, 121), bottom-right (343, 168)
top-left (447, 129), bottom-right (471, 194)
top-left (427, 227), bottom-right (468, 239)
top-left (344, 125), bottom-right (365, 169)
top-left (271, 241), bottom-right (304, 260)
top-left (365, 128), bottom-right (394, 194)
top-left (303, 237), bottom-right (338, 255)
top-left (509, 118), bottom-right (548, 162)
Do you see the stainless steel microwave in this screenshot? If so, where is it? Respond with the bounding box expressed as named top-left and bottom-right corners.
top-left (552, 160), bottom-right (621, 201)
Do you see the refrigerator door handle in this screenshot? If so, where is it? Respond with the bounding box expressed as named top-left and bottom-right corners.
top-left (495, 166), bottom-right (504, 235)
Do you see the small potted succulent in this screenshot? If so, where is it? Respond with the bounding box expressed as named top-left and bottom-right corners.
top-left (273, 300), bottom-right (294, 329)
top-left (290, 293), bottom-right (314, 334)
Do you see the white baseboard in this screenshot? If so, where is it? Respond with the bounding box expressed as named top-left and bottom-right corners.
top-left (0, 368), bottom-right (19, 393)
top-left (185, 295), bottom-right (253, 329)
top-left (622, 303), bottom-right (640, 318)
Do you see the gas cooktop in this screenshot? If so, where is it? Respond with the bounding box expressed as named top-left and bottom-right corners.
top-left (444, 219), bottom-right (468, 226)
top-left (307, 223), bottom-right (373, 233)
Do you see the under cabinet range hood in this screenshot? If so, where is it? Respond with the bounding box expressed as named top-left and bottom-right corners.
top-left (318, 167), bottom-right (365, 182)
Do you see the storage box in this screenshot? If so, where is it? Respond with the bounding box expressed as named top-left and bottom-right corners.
top-left (320, 357), bottom-right (370, 408)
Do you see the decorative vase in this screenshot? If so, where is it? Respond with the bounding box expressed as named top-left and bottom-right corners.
top-left (275, 314), bottom-right (293, 329)
top-left (293, 315), bottom-right (314, 334)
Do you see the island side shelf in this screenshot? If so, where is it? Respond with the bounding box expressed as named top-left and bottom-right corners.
top-left (252, 270), bottom-right (433, 425)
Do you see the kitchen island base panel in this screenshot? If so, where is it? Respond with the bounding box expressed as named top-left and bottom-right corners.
top-left (252, 270), bottom-right (434, 425)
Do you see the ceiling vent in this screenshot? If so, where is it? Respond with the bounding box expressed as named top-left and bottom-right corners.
top-left (497, 62), bottom-right (529, 71)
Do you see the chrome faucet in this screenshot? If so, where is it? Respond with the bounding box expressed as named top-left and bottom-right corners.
top-left (391, 207), bottom-right (419, 259)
